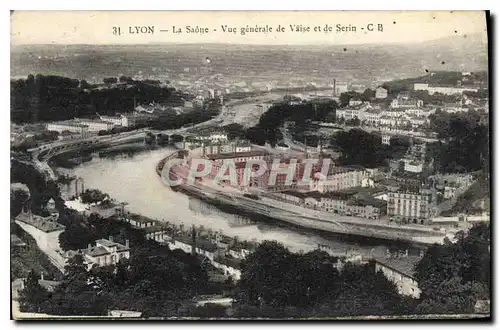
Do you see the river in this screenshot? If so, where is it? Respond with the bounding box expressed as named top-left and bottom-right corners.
top-left (71, 147), bottom-right (416, 257)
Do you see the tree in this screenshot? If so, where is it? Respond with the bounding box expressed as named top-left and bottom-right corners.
top-left (237, 241), bottom-right (299, 307)
top-left (170, 134), bottom-right (184, 143)
top-left (79, 189), bottom-right (109, 205)
top-left (103, 77), bottom-right (118, 84)
top-left (223, 123), bottom-right (246, 140)
top-left (18, 270), bottom-right (49, 313)
top-left (362, 88), bottom-right (375, 101)
top-left (10, 189), bottom-right (29, 218)
top-left (310, 262), bottom-right (406, 317)
top-left (333, 129), bottom-right (388, 167)
top-left (414, 223), bottom-right (490, 314)
top-left (49, 255), bottom-right (109, 316)
top-left (339, 91), bottom-right (362, 107)
top-left (80, 79), bottom-right (91, 89)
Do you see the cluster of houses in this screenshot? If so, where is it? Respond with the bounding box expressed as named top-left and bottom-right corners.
top-left (268, 189), bottom-right (387, 220)
top-left (389, 142), bottom-right (428, 174)
top-left (336, 82), bottom-right (487, 133)
top-left (336, 95), bottom-right (435, 132)
top-left (61, 192), bottom-right (252, 280)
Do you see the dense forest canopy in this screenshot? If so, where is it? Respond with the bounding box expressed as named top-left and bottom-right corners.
top-left (10, 74), bottom-right (185, 124)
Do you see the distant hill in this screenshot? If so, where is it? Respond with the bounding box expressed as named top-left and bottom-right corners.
top-left (381, 70), bottom-right (488, 95)
top-left (11, 34), bottom-right (488, 85)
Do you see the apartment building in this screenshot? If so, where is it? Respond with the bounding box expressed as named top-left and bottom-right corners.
top-left (309, 167), bottom-right (368, 193)
top-left (387, 191), bottom-right (432, 222)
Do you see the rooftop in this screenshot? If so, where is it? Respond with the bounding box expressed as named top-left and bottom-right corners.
top-left (195, 239), bottom-right (218, 253)
top-left (128, 213), bottom-right (157, 224)
top-left (142, 224), bottom-right (170, 234)
top-left (379, 179), bottom-right (400, 188)
top-left (95, 238), bottom-right (129, 252)
top-left (15, 212), bottom-right (65, 233)
top-left (215, 256), bottom-right (242, 269)
top-left (374, 256), bottom-right (422, 280)
top-left (351, 197), bottom-right (387, 209)
top-left (91, 201), bottom-right (122, 210)
top-left (281, 190), bottom-right (352, 201)
top-left (205, 150), bottom-right (269, 160)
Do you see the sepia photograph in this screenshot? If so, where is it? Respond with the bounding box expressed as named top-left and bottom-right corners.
top-left (9, 10), bottom-right (491, 320)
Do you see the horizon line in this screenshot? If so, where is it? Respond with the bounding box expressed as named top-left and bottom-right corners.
top-left (10, 32), bottom-right (487, 48)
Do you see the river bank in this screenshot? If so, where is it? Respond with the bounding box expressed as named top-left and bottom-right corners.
top-left (156, 148), bottom-right (453, 247)
top-left (70, 148), bottom-right (421, 257)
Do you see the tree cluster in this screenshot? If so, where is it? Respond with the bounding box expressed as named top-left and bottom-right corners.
top-left (22, 215), bottom-right (213, 317)
top-left (414, 223), bottom-right (490, 314)
top-left (332, 129), bottom-right (393, 167)
top-left (11, 74), bottom-right (183, 124)
top-left (241, 100), bottom-right (338, 146)
top-left (338, 89), bottom-right (375, 107)
top-left (11, 159), bottom-right (62, 215)
top-left (234, 241), bottom-right (410, 318)
top-left (428, 110), bottom-right (489, 173)
top-left (79, 189), bottom-right (110, 205)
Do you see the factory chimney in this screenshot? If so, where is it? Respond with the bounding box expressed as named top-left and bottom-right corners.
top-left (191, 225), bottom-right (197, 256)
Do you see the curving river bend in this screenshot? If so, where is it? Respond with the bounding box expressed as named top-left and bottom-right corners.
top-left (71, 147), bottom-right (414, 257)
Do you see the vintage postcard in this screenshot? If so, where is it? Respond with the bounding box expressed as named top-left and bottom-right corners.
top-left (10, 11), bottom-right (490, 320)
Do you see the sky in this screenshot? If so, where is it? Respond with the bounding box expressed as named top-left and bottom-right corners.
top-left (10, 11), bottom-right (488, 46)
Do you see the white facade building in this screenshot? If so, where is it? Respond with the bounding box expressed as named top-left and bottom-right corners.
top-left (404, 160), bottom-right (424, 173)
top-left (375, 258), bottom-right (421, 298)
top-left (375, 87), bottom-right (388, 99)
top-left (64, 237), bottom-right (130, 271)
top-left (46, 122), bottom-right (88, 135)
top-left (413, 83), bottom-right (478, 95)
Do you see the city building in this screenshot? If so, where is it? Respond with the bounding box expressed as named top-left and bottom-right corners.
top-left (46, 122), bottom-right (89, 135)
top-left (348, 99), bottom-right (363, 106)
top-left (382, 135), bottom-right (391, 145)
top-left (276, 190), bottom-right (385, 219)
top-left (97, 114), bottom-right (135, 128)
top-left (403, 160), bottom-right (424, 173)
top-left (205, 150), bottom-right (270, 164)
top-left (46, 119), bottom-right (115, 135)
top-left (63, 237), bottom-right (130, 271)
top-left (413, 83), bottom-right (478, 95)
top-left (409, 116), bottom-right (427, 129)
top-left (12, 275), bottom-right (60, 300)
top-left (14, 211), bottom-right (65, 251)
top-left (309, 167), bottom-right (368, 193)
top-left (387, 191), bottom-right (432, 223)
top-left (336, 103), bottom-right (372, 122)
top-left (123, 214), bottom-right (171, 242)
top-left (375, 87), bottom-right (388, 99)
top-left (212, 256), bottom-right (242, 280)
top-left (74, 119), bottom-right (114, 133)
top-left (444, 185), bottom-right (458, 199)
top-left (87, 201), bottom-right (127, 219)
top-left (167, 236), bottom-right (194, 255)
top-left (199, 132), bottom-right (229, 143)
top-left (374, 256), bottom-right (421, 298)
top-left (364, 109), bottom-right (382, 126)
top-left (391, 98), bottom-right (423, 109)
top-left (228, 246), bottom-right (252, 260)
